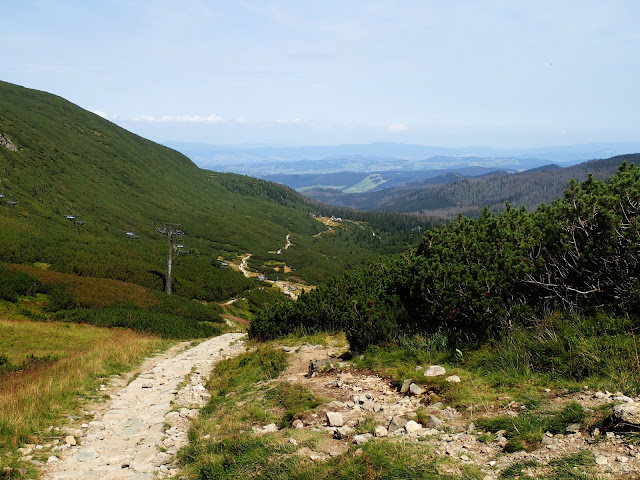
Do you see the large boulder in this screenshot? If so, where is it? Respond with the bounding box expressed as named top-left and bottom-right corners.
top-left (326, 412), bottom-right (344, 427)
top-left (424, 365), bottom-right (446, 377)
top-left (613, 403), bottom-right (640, 427)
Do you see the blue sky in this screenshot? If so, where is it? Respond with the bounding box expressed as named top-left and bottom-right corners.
top-left (2, 1), bottom-right (639, 147)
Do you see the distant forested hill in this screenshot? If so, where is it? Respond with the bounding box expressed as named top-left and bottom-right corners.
top-left (301, 155), bottom-right (637, 217)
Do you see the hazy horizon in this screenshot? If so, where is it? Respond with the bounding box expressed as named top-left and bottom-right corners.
top-left (3, 1), bottom-right (639, 148)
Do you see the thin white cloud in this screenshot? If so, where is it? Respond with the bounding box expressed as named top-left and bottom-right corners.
top-left (275, 117), bottom-right (303, 124)
top-left (92, 109), bottom-right (117, 120)
top-left (132, 114), bottom-right (223, 123)
top-left (388, 124), bottom-right (409, 132)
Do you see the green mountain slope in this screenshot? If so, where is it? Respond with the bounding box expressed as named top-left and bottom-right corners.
top-left (0, 80), bottom-right (411, 297)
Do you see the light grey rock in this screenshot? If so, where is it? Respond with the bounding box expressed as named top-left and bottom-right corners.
top-left (336, 425), bottom-right (355, 438)
top-left (388, 416), bottom-right (408, 434)
top-left (425, 415), bottom-right (444, 429)
top-left (0, 133), bottom-right (18, 152)
top-left (565, 423), bottom-right (581, 434)
top-left (408, 383), bottom-right (425, 396)
top-left (47, 456), bottom-right (60, 464)
top-left (262, 423), bottom-right (278, 433)
top-left (404, 420), bottom-right (421, 433)
top-left (400, 379), bottom-right (413, 394)
top-left (613, 403), bottom-right (640, 427)
top-left (362, 401), bottom-right (375, 411)
top-left (595, 455), bottom-right (608, 465)
top-left (75, 447), bottom-right (97, 462)
top-left (293, 419), bottom-right (304, 429)
top-left (446, 375), bottom-right (461, 383)
top-left (374, 425), bottom-right (388, 437)
top-left (353, 433), bottom-right (373, 445)
top-left (326, 412), bottom-right (344, 427)
top-left (64, 435), bottom-right (76, 446)
top-left (424, 365), bottom-right (446, 377)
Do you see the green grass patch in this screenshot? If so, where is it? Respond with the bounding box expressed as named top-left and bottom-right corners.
top-left (477, 401), bottom-right (585, 452)
top-left (549, 451), bottom-right (599, 479)
top-left (266, 382), bottom-right (324, 428)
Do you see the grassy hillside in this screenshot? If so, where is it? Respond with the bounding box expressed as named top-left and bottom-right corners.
top-left (0, 80), bottom-right (416, 295)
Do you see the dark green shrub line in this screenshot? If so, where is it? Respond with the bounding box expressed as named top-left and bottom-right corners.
top-left (53, 308), bottom-right (221, 339)
top-left (250, 164), bottom-right (640, 352)
top-left (0, 353), bottom-right (56, 374)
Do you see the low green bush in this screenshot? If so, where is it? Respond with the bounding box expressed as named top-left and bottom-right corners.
top-left (54, 307), bottom-right (220, 339)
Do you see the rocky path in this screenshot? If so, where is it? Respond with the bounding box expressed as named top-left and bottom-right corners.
top-left (44, 333), bottom-right (246, 480)
top-left (238, 253), bottom-right (251, 278)
top-left (276, 233), bottom-right (292, 254)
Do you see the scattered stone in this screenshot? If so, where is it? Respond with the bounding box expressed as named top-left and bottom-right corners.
top-left (292, 419), bottom-right (304, 429)
top-left (466, 422), bottom-right (475, 434)
top-left (388, 416), bottom-right (408, 434)
top-left (47, 456), bottom-right (60, 465)
top-left (334, 426), bottom-right (354, 439)
top-left (262, 423), bottom-right (278, 433)
top-left (309, 358), bottom-right (336, 375)
top-left (613, 403), bottom-right (640, 427)
top-left (425, 415), bottom-right (445, 429)
top-left (374, 425), bottom-right (388, 437)
top-left (404, 420), bottom-right (421, 433)
top-left (353, 433), bottom-right (373, 445)
top-left (0, 133), bottom-right (17, 152)
top-left (446, 375), bottom-right (461, 383)
top-left (565, 423), bottom-right (581, 434)
top-left (326, 412), bottom-right (344, 427)
top-left (408, 383), bottom-right (425, 396)
top-left (594, 391), bottom-right (606, 399)
top-left (616, 455), bottom-right (629, 463)
top-left (595, 455), bottom-right (608, 465)
top-left (400, 379), bottom-right (413, 394)
top-left (64, 436), bottom-right (76, 446)
top-left (424, 365), bottom-right (446, 377)
top-left (289, 438), bottom-right (298, 446)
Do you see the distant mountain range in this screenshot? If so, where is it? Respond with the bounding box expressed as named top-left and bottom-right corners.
top-left (166, 140), bottom-right (640, 176)
top-left (302, 155), bottom-right (639, 218)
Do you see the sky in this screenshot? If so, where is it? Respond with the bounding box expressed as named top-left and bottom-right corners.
top-left (2, 0), bottom-right (640, 148)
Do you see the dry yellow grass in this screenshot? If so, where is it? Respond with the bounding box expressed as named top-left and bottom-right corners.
top-left (7, 264), bottom-right (160, 308)
top-left (0, 317), bottom-right (168, 450)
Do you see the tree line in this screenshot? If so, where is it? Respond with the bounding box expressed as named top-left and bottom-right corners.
top-left (249, 163), bottom-right (640, 351)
